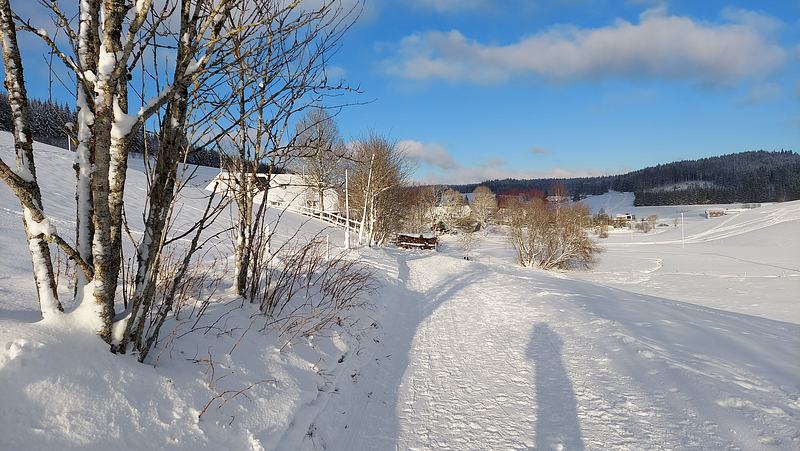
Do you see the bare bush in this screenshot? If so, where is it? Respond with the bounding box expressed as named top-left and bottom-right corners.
top-left (121, 245), bottom-right (227, 363)
top-left (459, 228), bottom-right (478, 260)
top-left (438, 188), bottom-right (468, 229)
top-left (470, 186), bottom-right (498, 230)
top-left (248, 235), bottom-right (377, 341)
top-left (507, 200), bottom-right (599, 270)
top-left (401, 185), bottom-right (437, 235)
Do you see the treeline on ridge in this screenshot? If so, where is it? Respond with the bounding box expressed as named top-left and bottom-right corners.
top-left (0, 93), bottom-right (223, 168)
top-left (452, 151), bottom-right (800, 205)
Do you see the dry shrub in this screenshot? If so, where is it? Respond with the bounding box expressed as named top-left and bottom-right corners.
top-left (255, 236), bottom-right (376, 341)
top-left (121, 246), bottom-right (226, 362)
top-left (507, 199), bottom-right (600, 270)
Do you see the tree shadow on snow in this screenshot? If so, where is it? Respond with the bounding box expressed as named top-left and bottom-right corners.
top-left (373, 251), bottom-right (490, 449)
top-left (0, 306), bottom-right (41, 323)
top-left (527, 322), bottom-right (585, 451)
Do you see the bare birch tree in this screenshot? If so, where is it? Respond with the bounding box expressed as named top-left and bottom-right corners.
top-left (0, 0), bottom-right (363, 357)
top-left (294, 107), bottom-right (345, 212)
top-left (1, 0), bottom-right (238, 346)
top-left (348, 135), bottom-right (411, 246)
top-left (214, 1), bottom-right (359, 298)
top-left (470, 185), bottom-right (498, 231)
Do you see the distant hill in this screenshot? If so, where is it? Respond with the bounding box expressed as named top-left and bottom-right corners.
top-left (452, 151), bottom-right (800, 206)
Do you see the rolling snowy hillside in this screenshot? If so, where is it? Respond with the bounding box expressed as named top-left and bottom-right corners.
top-left (578, 191), bottom-right (800, 323)
top-left (1, 135), bottom-right (799, 450)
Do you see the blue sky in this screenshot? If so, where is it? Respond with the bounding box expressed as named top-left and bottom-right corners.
top-left (12, 0), bottom-right (800, 184)
top-left (323, 0), bottom-right (800, 183)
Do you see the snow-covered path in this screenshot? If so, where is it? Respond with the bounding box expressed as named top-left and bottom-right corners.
top-left (302, 252), bottom-right (800, 450)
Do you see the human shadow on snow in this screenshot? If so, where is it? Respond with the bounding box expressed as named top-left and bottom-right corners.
top-left (527, 322), bottom-right (585, 451)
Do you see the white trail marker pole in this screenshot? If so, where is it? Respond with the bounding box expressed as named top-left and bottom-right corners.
top-left (681, 211), bottom-right (685, 248)
top-left (358, 153), bottom-right (374, 246)
top-left (344, 169), bottom-right (350, 249)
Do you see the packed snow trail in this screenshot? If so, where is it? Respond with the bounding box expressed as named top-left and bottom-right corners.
top-left (296, 252), bottom-right (800, 450)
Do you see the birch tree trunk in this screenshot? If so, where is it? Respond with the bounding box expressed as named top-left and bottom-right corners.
top-left (0, 0), bottom-right (62, 317)
top-left (121, 0), bottom-right (234, 354)
top-left (124, 93), bottom-right (187, 353)
top-left (74, 0), bottom-right (100, 293)
top-left (234, 81), bottom-right (252, 297)
top-left (87, 0), bottom-right (131, 342)
top-left (107, 78), bottom-right (132, 308)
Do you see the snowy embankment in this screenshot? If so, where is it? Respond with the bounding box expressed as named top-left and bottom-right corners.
top-left (2, 137), bottom-right (799, 450)
top-left (0, 135), bottom-right (382, 450)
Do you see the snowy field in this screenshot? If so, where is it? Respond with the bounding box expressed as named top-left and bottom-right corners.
top-left (1, 136), bottom-right (799, 449)
top-left (577, 191), bottom-right (800, 324)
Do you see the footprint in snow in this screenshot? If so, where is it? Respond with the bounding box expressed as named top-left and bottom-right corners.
top-left (0, 338), bottom-right (28, 367)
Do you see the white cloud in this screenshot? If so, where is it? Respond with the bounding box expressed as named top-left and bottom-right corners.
top-left (399, 140), bottom-right (458, 169)
top-left (421, 164), bottom-right (610, 185)
top-left (401, 140), bottom-right (609, 184)
top-left (325, 65), bottom-right (347, 79)
top-left (720, 7), bottom-right (783, 34)
top-left (486, 157), bottom-right (506, 166)
top-left (740, 83), bottom-right (782, 105)
top-left (411, 0), bottom-right (489, 12)
top-left (384, 8), bottom-right (787, 84)
top-left (529, 146), bottom-right (548, 155)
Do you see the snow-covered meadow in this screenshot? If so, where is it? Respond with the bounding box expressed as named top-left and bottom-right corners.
top-left (1, 136), bottom-right (799, 449)
top-left (577, 191), bottom-right (800, 323)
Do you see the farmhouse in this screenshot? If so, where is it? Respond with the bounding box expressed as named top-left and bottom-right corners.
top-left (613, 213), bottom-right (636, 228)
top-left (546, 195), bottom-right (569, 203)
top-left (205, 171), bottom-right (339, 212)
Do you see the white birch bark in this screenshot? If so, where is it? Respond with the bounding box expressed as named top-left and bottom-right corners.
top-left (0, 0), bottom-right (62, 317)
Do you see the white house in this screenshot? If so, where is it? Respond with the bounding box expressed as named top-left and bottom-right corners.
top-left (205, 171), bottom-right (339, 212)
top-left (546, 195), bottom-right (569, 203)
top-left (432, 204), bottom-right (471, 221)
